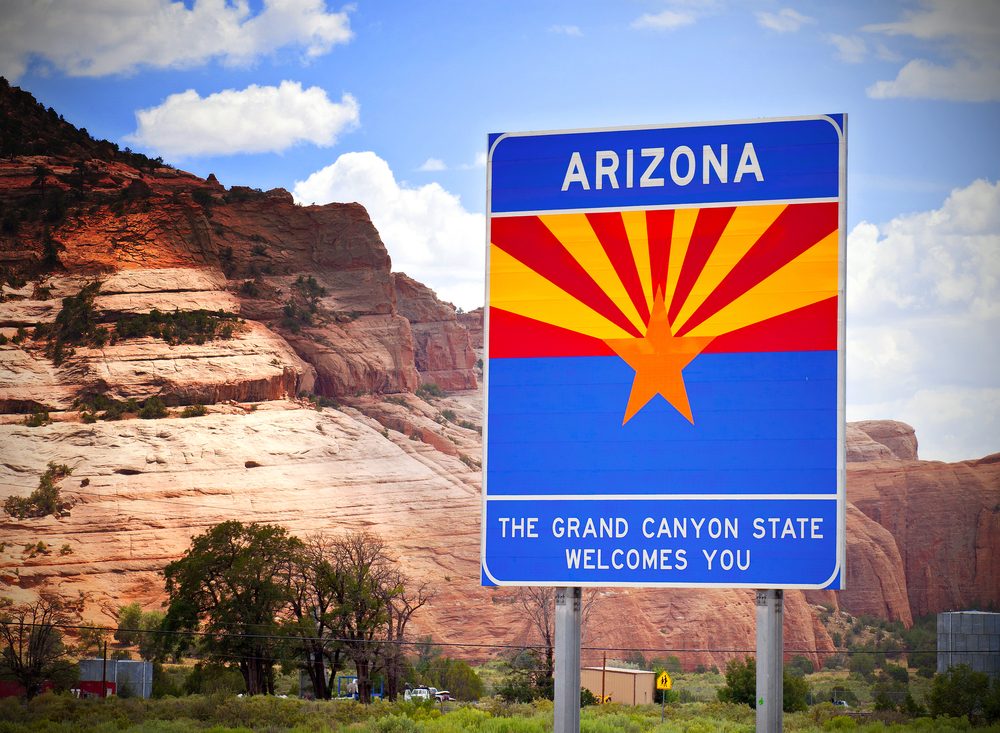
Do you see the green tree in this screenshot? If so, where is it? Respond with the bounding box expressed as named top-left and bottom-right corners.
top-left (328, 531), bottom-right (398, 704)
top-left (417, 656), bottom-right (484, 701)
top-left (717, 656), bottom-right (809, 713)
top-left (163, 521), bottom-right (302, 695)
top-left (114, 602), bottom-right (143, 646)
top-left (718, 656), bottom-right (756, 706)
top-left (0, 595), bottom-right (77, 699)
top-left (928, 664), bottom-right (993, 722)
top-left (137, 610), bottom-right (166, 661)
top-left (782, 670), bottom-right (809, 712)
top-left (285, 532), bottom-right (347, 701)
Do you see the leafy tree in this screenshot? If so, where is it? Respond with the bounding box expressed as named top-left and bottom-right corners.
top-left (415, 655), bottom-right (484, 701)
top-left (496, 649), bottom-right (547, 703)
top-left (718, 656), bottom-right (756, 706)
top-left (285, 532), bottom-right (347, 701)
top-left (328, 531), bottom-right (398, 703)
top-left (928, 664), bottom-right (994, 722)
top-left (163, 521), bottom-right (302, 695)
top-left (848, 649), bottom-right (876, 680)
top-left (901, 614), bottom-right (937, 678)
top-left (787, 654), bottom-right (814, 676)
top-left (717, 656), bottom-right (809, 713)
top-left (114, 602), bottom-right (143, 646)
top-left (137, 610), bottom-right (166, 661)
top-left (0, 595), bottom-right (77, 698)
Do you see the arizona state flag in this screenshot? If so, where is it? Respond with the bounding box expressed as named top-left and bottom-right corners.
top-left (483, 117), bottom-right (846, 589)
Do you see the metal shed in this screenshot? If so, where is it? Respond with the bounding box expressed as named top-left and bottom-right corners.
top-left (581, 666), bottom-right (655, 706)
top-left (78, 659), bottom-right (153, 698)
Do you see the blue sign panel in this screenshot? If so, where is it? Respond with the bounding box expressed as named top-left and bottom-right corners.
top-left (483, 116), bottom-right (846, 588)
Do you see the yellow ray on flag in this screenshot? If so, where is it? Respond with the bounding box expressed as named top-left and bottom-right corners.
top-left (665, 207), bottom-right (698, 314)
top-left (539, 214), bottom-right (647, 334)
top-left (489, 243), bottom-right (634, 340)
top-left (684, 230), bottom-right (839, 338)
top-left (671, 203), bottom-right (786, 333)
top-left (621, 210), bottom-right (654, 316)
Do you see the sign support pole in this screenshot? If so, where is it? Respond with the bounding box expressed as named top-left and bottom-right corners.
top-left (756, 589), bottom-right (783, 732)
top-left (554, 587), bottom-right (581, 733)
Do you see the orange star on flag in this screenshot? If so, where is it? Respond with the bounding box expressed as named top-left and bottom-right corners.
top-left (604, 290), bottom-right (714, 425)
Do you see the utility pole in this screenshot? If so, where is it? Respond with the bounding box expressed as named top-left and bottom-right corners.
top-left (101, 640), bottom-right (108, 699)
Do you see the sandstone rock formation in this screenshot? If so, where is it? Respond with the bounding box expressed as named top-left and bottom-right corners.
top-left (393, 273), bottom-right (477, 391)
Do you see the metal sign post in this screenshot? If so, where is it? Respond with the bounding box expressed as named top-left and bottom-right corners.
top-left (554, 587), bottom-right (582, 733)
top-left (756, 589), bottom-right (784, 732)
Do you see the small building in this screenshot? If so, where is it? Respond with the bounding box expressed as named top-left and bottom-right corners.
top-left (78, 659), bottom-right (153, 698)
top-left (581, 666), bottom-right (655, 706)
top-left (938, 611), bottom-right (1000, 678)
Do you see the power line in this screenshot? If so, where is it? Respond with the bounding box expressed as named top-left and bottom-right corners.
top-left (2, 620), bottom-right (972, 657)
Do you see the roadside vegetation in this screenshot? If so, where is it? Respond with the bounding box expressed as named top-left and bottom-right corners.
top-left (0, 692), bottom-right (998, 732)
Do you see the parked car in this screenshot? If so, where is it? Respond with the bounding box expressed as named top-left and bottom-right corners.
top-left (434, 690), bottom-right (454, 702)
top-left (833, 700), bottom-right (850, 708)
top-left (404, 687), bottom-right (432, 702)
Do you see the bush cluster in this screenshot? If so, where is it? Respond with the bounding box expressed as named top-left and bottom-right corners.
top-left (115, 309), bottom-right (238, 345)
top-left (2, 462), bottom-right (73, 519)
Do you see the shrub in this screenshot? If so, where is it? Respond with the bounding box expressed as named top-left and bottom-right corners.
top-left (138, 397), bottom-right (168, 419)
top-left (180, 404), bottom-right (207, 418)
top-left (37, 281), bottom-right (102, 364)
top-left (115, 309), bottom-right (240, 345)
top-left (24, 408), bottom-right (50, 427)
top-left (416, 383), bottom-right (444, 400)
top-left (717, 657), bottom-right (755, 707)
top-left (191, 188), bottom-right (214, 208)
top-left (238, 280), bottom-right (262, 298)
top-left (3, 462), bottom-right (73, 518)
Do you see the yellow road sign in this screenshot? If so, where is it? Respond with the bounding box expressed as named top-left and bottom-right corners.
top-left (657, 671), bottom-right (672, 690)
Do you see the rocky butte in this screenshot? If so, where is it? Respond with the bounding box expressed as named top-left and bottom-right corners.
top-left (1, 80), bottom-right (997, 671)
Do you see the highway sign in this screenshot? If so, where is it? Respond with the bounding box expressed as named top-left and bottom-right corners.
top-left (482, 116), bottom-right (846, 589)
top-left (657, 672), bottom-right (672, 691)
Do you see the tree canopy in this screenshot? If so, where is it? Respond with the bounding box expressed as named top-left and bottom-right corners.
top-left (163, 521), bottom-right (302, 695)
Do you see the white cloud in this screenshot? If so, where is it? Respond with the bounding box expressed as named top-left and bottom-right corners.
top-left (418, 158), bottom-right (447, 172)
top-left (293, 152), bottom-right (485, 310)
top-left (847, 179), bottom-right (1000, 461)
top-left (864, 0), bottom-right (1000, 102)
top-left (867, 59), bottom-right (1000, 102)
top-left (756, 8), bottom-right (814, 33)
top-left (0, 0), bottom-right (352, 80)
top-left (631, 10), bottom-right (696, 31)
top-left (827, 34), bottom-right (867, 64)
top-left (126, 82), bottom-right (359, 158)
top-left (550, 24), bottom-right (583, 37)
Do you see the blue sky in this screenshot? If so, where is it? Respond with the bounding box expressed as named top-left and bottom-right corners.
top-left (1, 0), bottom-right (997, 462)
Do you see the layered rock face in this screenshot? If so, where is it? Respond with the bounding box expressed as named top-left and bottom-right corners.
top-left (392, 273), bottom-right (477, 391)
top-left (1, 81), bottom-right (997, 670)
